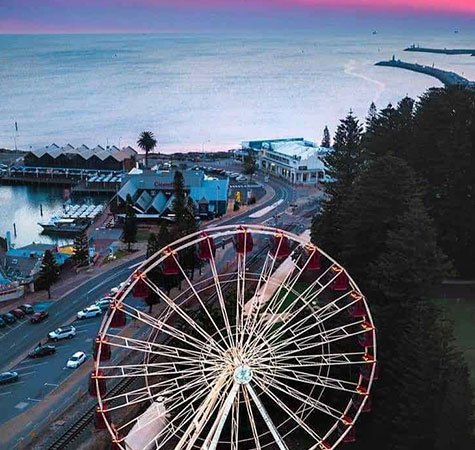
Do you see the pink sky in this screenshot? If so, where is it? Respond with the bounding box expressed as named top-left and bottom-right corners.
top-left (1, 0), bottom-right (475, 33)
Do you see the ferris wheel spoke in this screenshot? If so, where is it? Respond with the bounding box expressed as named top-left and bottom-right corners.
top-left (230, 388), bottom-right (241, 450)
top-left (102, 367), bottom-right (220, 413)
top-left (174, 373), bottom-right (233, 450)
top-left (142, 276), bottom-right (226, 354)
top-left (256, 292), bottom-right (362, 361)
top-left (245, 244), bottom-right (322, 347)
top-left (98, 362), bottom-right (220, 379)
top-left (103, 332), bottom-right (221, 365)
top-left (117, 301), bottom-right (221, 357)
top-left (242, 386), bottom-right (262, 450)
top-left (235, 252), bottom-right (247, 347)
top-left (171, 253), bottom-right (233, 349)
top-left (268, 320), bottom-right (369, 361)
top-left (253, 372), bottom-right (344, 421)
top-left (117, 377), bottom-right (207, 437)
top-left (251, 375), bottom-right (324, 443)
top-left (201, 382), bottom-right (240, 450)
top-left (248, 266), bottom-right (346, 357)
top-left (256, 351), bottom-right (368, 367)
top-left (207, 239), bottom-right (236, 348)
top-left (246, 383), bottom-right (290, 450)
top-left (262, 367), bottom-right (360, 394)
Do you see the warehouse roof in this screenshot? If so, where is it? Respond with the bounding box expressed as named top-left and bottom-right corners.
top-left (30, 144), bottom-right (137, 162)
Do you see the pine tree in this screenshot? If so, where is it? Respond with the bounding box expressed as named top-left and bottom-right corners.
top-left (72, 229), bottom-right (89, 266)
top-left (311, 111), bottom-right (364, 254)
top-left (323, 110), bottom-right (364, 195)
top-left (365, 102), bottom-right (378, 130)
top-left (36, 250), bottom-right (60, 299)
top-left (146, 233), bottom-right (158, 258)
top-left (156, 223), bottom-right (172, 251)
top-left (321, 125), bottom-right (331, 148)
top-left (242, 152), bottom-right (257, 181)
top-left (172, 171), bottom-right (187, 225)
top-left (123, 194), bottom-right (137, 251)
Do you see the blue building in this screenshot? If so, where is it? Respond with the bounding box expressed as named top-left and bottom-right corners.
top-left (117, 169), bottom-right (229, 219)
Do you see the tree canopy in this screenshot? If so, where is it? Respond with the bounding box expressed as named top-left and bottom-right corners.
top-left (137, 130), bottom-right (157, 169)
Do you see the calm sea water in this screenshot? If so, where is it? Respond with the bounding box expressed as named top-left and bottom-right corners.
top-left (1, 31), bottom-right (475, 152)
top-left (0, 185), bottom-right (107, 248)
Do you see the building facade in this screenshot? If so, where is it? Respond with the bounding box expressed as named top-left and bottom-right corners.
top-left (25, 143), bottom-right (137, 171)
top-left (241, 138), bottom-right (328, 185)
top-left (117, 169), bottom-right (229, 219)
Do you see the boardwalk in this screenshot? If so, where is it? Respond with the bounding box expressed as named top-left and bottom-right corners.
top-left (375, 58), bottom-right (475, 89)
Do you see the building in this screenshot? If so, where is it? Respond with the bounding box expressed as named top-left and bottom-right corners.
top-left (25, 143), bottom-right (137, 171)
top-left (3, 243), bottom-right (70, 290)
top-left (0, 270), bottom-right (24, 303)
top-left (241, 138), bottom-right (328, 185)
top-left (117, 169), bottom-right (229, 219)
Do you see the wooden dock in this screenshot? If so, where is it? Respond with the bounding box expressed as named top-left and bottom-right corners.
top-left (375, 58), bottom-right (475, 89)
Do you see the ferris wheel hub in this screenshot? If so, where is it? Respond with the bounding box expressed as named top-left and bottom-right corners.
top-left (234, 365), bottom-right (253, 385)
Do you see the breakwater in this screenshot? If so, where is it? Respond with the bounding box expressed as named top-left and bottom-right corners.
top-left (405, 46), bottom-right (475, 56)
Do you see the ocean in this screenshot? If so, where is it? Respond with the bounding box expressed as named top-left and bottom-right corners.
top-left (1, 31), bottom-right (475, 152)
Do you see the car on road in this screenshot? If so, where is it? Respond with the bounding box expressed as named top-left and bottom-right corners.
top-left (48, 325), bottom-right (76, 341)
top-left (95, 297), bottom-right (112, 311)
top-left (66, 351), bottom-right (86, 368)
top-left (9, 308), bottom-right (25, 319)
top-left (28, 344), bottom-right (56, 358)
top-left (19, 304), bottom-right (34, 315)
top-left (0, 371), bottom-right (19, 384)
top-left (77, 305), bottom-right (102, 319)
top-left (30, 311), bottom-right (49, 324)
top-left (0, 313), bottom-right (16, 324)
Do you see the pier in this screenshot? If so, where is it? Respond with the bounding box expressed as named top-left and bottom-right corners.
top-left (375, 57), bottom-right (475, 89)
top-left (404, 45), bottom-right (475, 56)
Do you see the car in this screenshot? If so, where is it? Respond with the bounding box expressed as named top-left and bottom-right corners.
top-left (30, 311), bottom-right (49, 324)
top-left (0, 317), bottom-right (5, 328)
top-left (77, 305), bottom-right (102, 319)
top-left (0, 371), bottom-right (19, 384)
top-left (19, 304), bottom-right (34, 315)
top-left (95, 297), bottom-right (112, 311)
top-left (48, 325), bottom-right (76, 341)
top-left (0, 313), bottom-right (16, 324)
top-left (66, 351), bottom-right (86, 369)
top-left (28, 344), bottom-right (56, 358)
top-left (9, 308), bottom-right (25, 319)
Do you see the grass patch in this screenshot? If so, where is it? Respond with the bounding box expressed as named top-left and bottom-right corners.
top-left (433, 298), bottom-right (475, 389)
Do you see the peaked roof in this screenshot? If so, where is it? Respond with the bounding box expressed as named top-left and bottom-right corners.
top-left (30, 144), bottom-right (137, 162)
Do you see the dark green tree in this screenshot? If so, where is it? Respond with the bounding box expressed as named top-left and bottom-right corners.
top-left (365, 101), bottom-right (378, 130)
top-left (311, 111), bottom-right (364, 254)
top-left (146, 233), bottom-right (158, 258)
top-left (72, 229), bottom-right (89, 267)
top-left (137, 131), bottom-right (157, 169)
top-left (321, 125), bottom-right (331, 148)
top-left (36, 250), bottom-right (60, 299)
top-left (156, 223), bottom-right (172, 251)
top-left (242, 151), bottom-right (257, 181)
top-left (123, 194), bottom-right (137, 251)
top-left (172, 170), bottom-right (187, 225)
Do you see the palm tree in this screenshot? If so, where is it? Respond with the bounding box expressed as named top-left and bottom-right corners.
top-left (137, 131), bottom-right (157, 169)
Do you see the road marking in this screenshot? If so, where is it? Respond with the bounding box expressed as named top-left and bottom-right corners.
top-left (18, 371), bottom-right (37, 376)
top-left (86, 269), bottom-right (131, 295)
top-left (0, 391), bottom-right (12, 397)
top-left (16, 362), bottom-right (49, 370)
top-left (9, 343), bottom-right (16, 348)
top-left (27, 398), bottom-right (41, 402)
top-left (15, 401), bottom-right (29, 409)
top-left (44, 382), bottom-right (59, 387)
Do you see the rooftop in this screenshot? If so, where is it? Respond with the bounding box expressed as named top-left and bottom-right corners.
top-left (30, 144), bottom-right (137, 162)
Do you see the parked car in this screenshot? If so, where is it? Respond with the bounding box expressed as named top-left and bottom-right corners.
top-left (19, 304), bottom-right (34, 315)
top-left (48, 325), bottom-right (76, 341)
top-left (30, 311), bottom-right (49, 324)
top-left (95, 297), bottom-right (112, 311)
top-left (28, 344), bottom-right (56, 358)
top-left (0, 313), bottom-right (16, 324)
top-left (77, 305), bottom-right (101, 320)
top-left (0, 371), bottom-right (19, 384)
top-left (0, 317), bottom-right (5, 328)
top-left (9, 309), bottom-right (25, 319)
top-left (66, 351), bottom-right (86, 369)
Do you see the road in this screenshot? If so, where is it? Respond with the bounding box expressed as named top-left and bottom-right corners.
top-left (0, 177), bottom-right (297, 429)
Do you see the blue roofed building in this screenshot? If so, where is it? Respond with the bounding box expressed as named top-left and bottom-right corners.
top-left (117, 169), bottom-right (229, 219)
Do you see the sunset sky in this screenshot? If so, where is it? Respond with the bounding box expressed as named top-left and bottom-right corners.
top-left (1, 0), bottom-right (475, 33)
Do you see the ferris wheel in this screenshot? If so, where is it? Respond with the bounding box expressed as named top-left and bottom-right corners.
top-left (91, 224), bottom-right (377, 450)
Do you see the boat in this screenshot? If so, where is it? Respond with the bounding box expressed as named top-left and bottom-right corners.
top-left (38, 216), bottom-right (89, 235)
